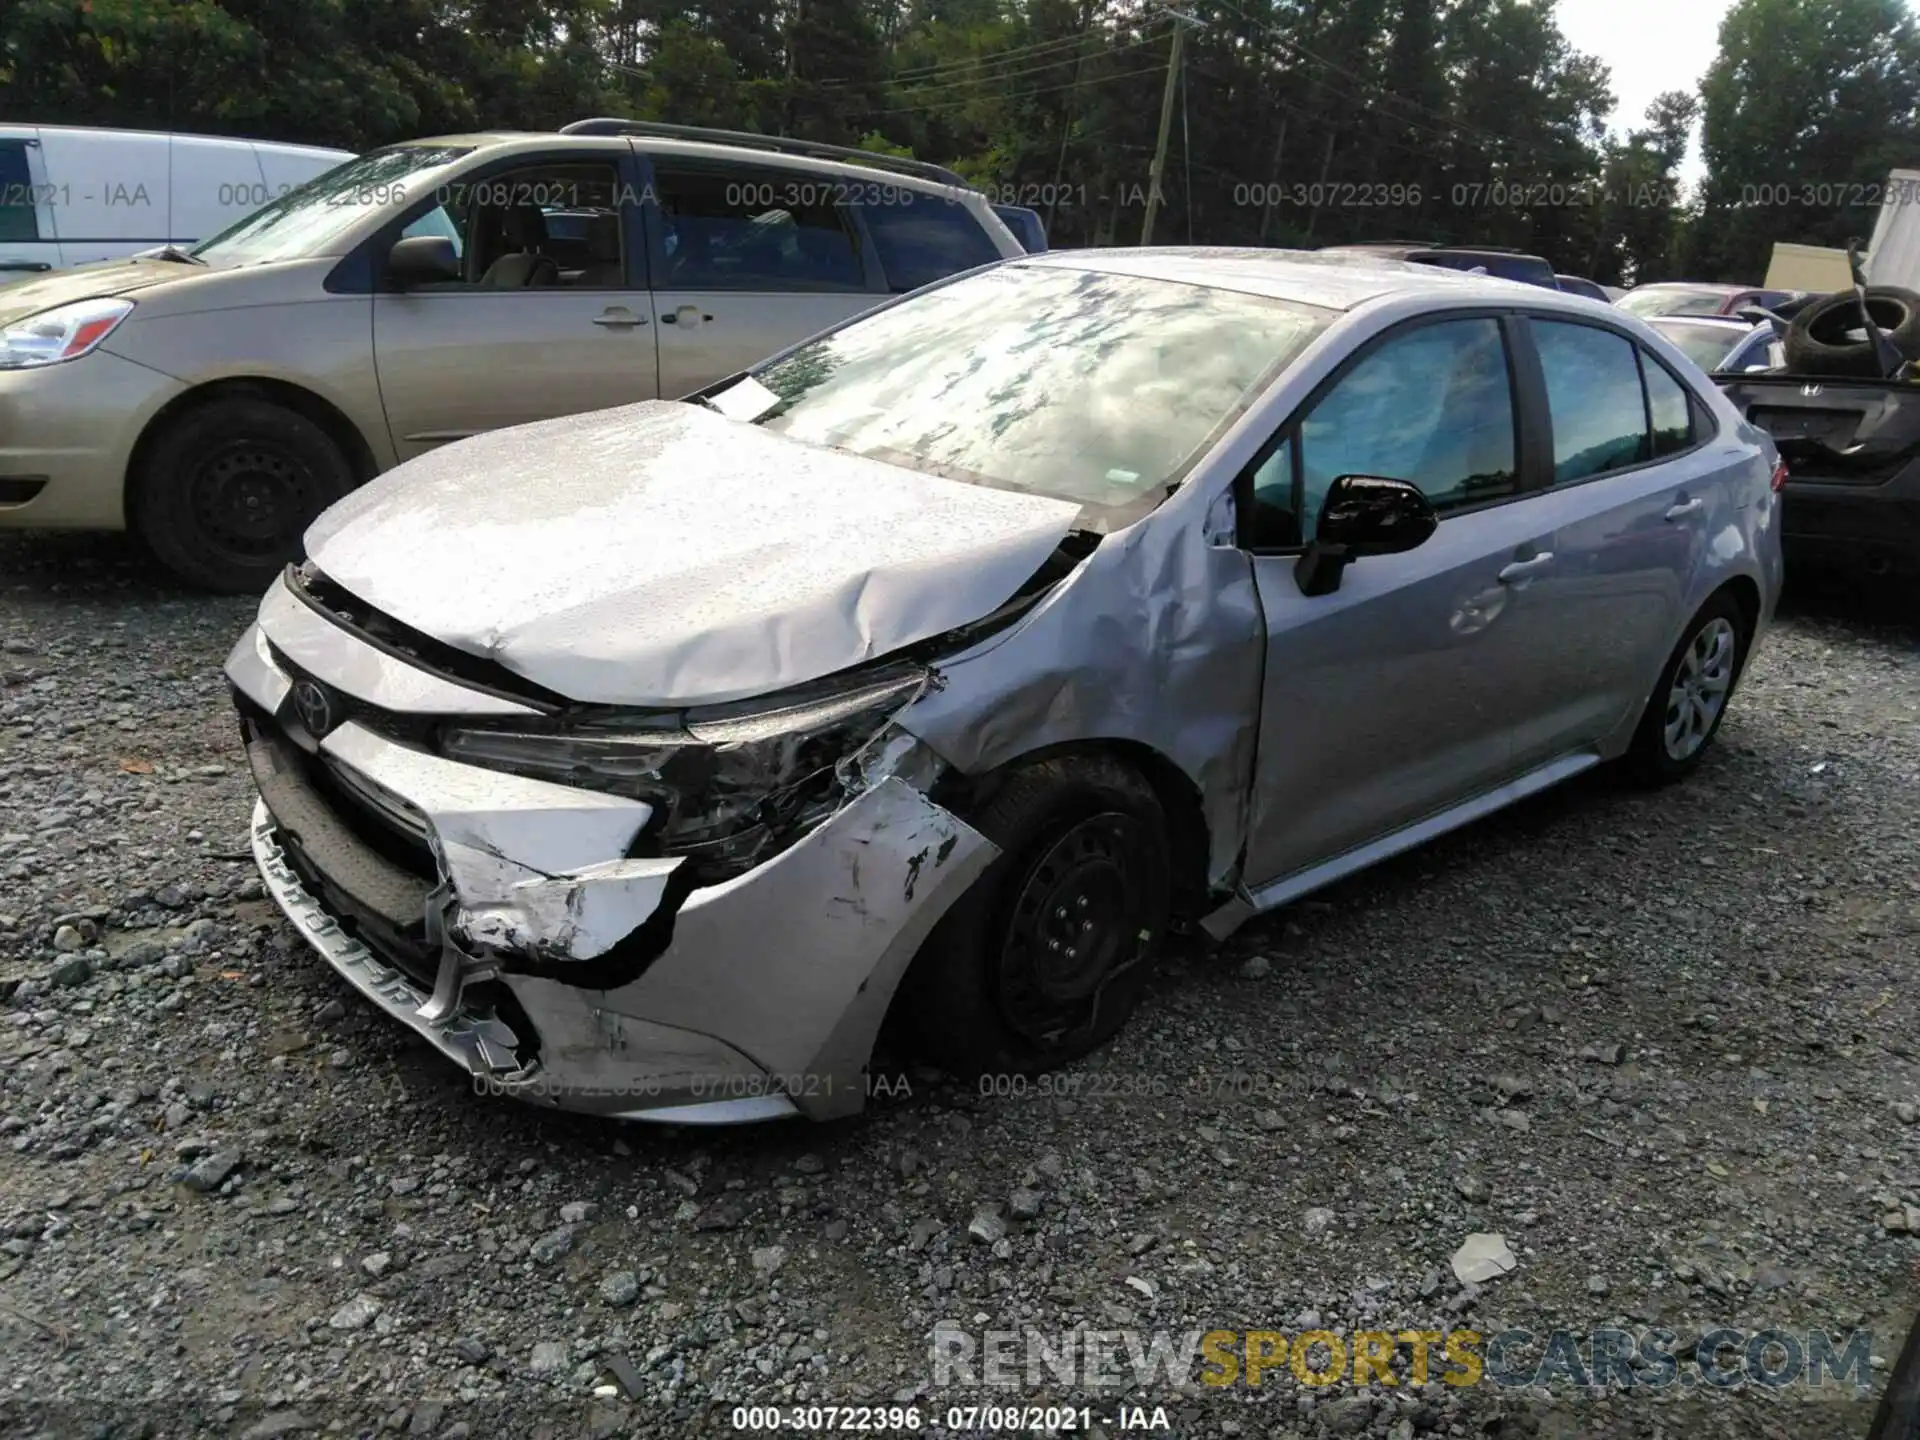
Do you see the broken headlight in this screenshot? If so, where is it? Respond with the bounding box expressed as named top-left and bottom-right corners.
top-left (436, 666), bottom-right (928, 878)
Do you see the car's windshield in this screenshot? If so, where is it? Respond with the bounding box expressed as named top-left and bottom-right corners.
top-left (720, 262), bottom-right (1333, 526)
top-left (1651, 318), bottom-right (1745, 370)
top-left (192, 145), bottom-right (474, 265)
top-left (1619, 285), bottom-right (1730, 318)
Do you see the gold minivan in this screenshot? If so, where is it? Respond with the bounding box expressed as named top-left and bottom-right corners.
top-left (0, 120), bottom-right (1020, 591)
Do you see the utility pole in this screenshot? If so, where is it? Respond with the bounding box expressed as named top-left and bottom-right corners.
top-left (1141, 9), bottom-right (1199, 247)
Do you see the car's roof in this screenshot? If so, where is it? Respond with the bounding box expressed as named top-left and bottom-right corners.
top-left (1631, 281), bottom-right (1745, 293)
top-left (1023, 246), bottom-right (1559, 312)
top-left (386, 131), bottom-right (977, 195)
top-left (1648, 313), bottom-right (1753, 329)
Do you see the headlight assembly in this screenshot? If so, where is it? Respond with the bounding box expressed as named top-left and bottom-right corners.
top-left (0, 298), bottom-right (135, 369)
top-left (436, 665), bottom-right (929, 878)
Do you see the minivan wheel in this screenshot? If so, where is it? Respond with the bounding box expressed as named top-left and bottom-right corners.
top-left (1623, 592), bottom-right (1748, 785)
top-left (895, 757), bottom-right (1171, 1080)
top-left (132, 397), bottom-right (355, 594)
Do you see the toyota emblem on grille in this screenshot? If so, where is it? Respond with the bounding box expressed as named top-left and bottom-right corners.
top-left (291, 679), bottom-right (337, 738)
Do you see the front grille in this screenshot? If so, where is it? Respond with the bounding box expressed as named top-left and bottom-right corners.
top-left (238, 702), bottom-right (441, 988)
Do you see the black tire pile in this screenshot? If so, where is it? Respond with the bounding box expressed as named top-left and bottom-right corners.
top-left (1783, 284), bottom-right (1920, 377)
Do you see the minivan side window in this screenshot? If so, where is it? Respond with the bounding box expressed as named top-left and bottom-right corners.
top-left (1294, 317), bottom-right (1518, 541)
top-left (649, 165), bottom-right (867, 292)
top-left (858, 192), bottom-right (1003, 293)
top-left (1532, 319), bottom-right (1650, 483)
top-left (422, 162), bottom-right (629, 289)
top-left (0, 142), bottom-right (38, 243)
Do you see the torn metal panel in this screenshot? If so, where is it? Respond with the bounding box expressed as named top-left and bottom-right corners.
top-left (897, 518), bottom-right (1265, 890)
top-left (255, 577), bottom-right (540, 716)
top-left (584, 776), bottom-right (996, 1120)
top-left (302, 400), bottom-right (1082, 708)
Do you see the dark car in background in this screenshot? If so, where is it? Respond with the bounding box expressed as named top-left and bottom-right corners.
top-left (992, 204), bottom-right (1048, 253)
top-left (1554, 273), bottom-right (1610, 301)
top-left (1318, 242), bottom-right (1559, 290)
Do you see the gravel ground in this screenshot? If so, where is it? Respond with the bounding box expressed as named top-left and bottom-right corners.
top-left (1, 532), bottom-right (1917, 1440)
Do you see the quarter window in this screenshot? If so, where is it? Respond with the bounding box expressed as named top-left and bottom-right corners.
top-left (650, 166), bottom-right (866, 292)
top-left (1533, 320), bottom-right (1650, 483)
top-left (1294, 318), bottom-right (1517, 540)
top-left (1642, 354), bottom-right (1694, 457)
top-left (859, 192), bottom-right (1003, 292)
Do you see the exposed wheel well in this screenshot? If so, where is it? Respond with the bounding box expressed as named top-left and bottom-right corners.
top-left (124, 378), bottom-right (379, 520)
top-left (932, 739), bottom-right (1213, 920)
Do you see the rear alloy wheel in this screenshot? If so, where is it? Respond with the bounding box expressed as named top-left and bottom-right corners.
top-left (1624, 592), bottom-right (1749, 784)
top-left (895, 756), bottom-right (1172, 1078)
top-left (133, 396), bottom-right (355, 594)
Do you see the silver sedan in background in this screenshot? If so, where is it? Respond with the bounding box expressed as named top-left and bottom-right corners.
top-left (225, 248), bottom-right (1785, 1123)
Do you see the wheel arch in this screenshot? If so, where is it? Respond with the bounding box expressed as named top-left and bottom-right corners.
top-left (930, 736), bottom-right (1214, 920)
top-left (124, 376), bottom-right (380, 514)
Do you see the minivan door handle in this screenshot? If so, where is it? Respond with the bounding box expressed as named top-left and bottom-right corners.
top-left (1664, 497), bottom-right (1704, 521)
top-left (659, 305), bottom-right (709, 325)
top-left (591, 307), bottom-right (647, 328)
top-left (1497, 552), bottom-right (1555, 585)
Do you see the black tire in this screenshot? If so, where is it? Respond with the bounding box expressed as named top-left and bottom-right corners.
top-left (1782, 285), bottom-right (1920, 377)
top-left (895, 756), bottom-right (1172, 1079)
top-left (131, 396), bottom-right (356, 594)
top-left (1622, 591), bottom-right (1750, 786)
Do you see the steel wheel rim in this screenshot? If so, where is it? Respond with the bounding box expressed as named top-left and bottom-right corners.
top-left (1662, 616), bottom-right (1736, 761)
top-left (997, 813), bottom-right (1156, 1049)
top-left (187, 441), bottom-right (322, 566)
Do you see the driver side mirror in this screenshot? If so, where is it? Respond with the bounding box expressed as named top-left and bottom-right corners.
top-left (387, 235), bottom-right (459, 288)
top-left (1294, 474), bottom-right (1438, 597)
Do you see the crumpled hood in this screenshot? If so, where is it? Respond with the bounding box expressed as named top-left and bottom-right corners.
top-left (0, 257), bottom-right (203, 325)
top-left (304, 400), bottom-right (1083, 708)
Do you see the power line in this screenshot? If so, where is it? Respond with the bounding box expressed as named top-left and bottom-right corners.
top-left (820, 21), bottom-right (1157, 89)
top-left (866, 61), bottom-right (1168, 119)
top-left (869, 23), bottom-right (1170, 100)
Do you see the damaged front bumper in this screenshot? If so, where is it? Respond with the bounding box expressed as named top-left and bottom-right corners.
top-left (227, 591), bottom-right (996, 1123)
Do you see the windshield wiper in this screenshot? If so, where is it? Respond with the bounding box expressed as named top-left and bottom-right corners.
top-left (147, 244), bottom-right (206, 266)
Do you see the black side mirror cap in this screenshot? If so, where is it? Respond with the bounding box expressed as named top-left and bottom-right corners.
top-left (387, 235), bottom-right (459, 288)
top-left (1294, 474), bottom-right (1439, 596)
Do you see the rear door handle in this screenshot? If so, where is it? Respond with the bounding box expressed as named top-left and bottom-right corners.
top-left (1665, 497), bottom-right (1704, 521)
top-left (592, 307), bottom-right (647, 328)
top-left (1497, 552), bottom-right (1555, 585)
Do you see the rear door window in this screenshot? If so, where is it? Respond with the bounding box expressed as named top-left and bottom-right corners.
top-left (1532, 319), bottom-right (1651, 482)
top-left (0, 141), bottom-right (39, 242)
top-left (858, 192), bottom-right (1003, 292)
top-left (649, 165), bottom-right (867, 292)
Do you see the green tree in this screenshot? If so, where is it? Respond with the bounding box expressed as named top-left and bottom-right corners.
top-left (1696, 0), bottom-right (1920, 280)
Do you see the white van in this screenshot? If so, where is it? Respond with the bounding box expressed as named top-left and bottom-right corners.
top-left (0, 125), bottom-right (352, 275)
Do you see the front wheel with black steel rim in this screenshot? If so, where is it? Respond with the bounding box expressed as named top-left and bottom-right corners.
top-left (131, 396), bottom-right (356, 594)
top-left (893, 756), bottom-right (1172, 1080)
top-left (1623, 590), bottom-right (1749, 785)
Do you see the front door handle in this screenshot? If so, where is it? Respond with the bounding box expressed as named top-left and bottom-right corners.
top-left (1497, 552), bottom-right (1555, 585)
top-left (659, 305), bottom-right (711, 325)
top-left (591, 307), bottom-right (647, 328)
top-left (1665, 497), bottom-right (1705, 521)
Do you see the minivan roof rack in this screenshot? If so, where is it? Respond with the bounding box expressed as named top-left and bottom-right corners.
top-left (558, 118), bottom-right (970, 190)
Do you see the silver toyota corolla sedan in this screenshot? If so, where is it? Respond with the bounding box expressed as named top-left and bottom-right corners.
top-left (225, 248), bottom-right (1786, 1124)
